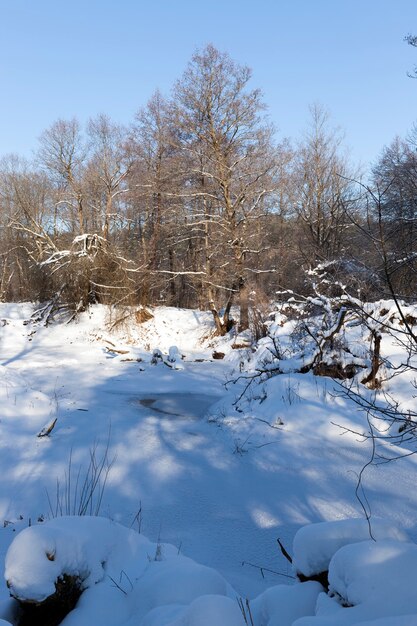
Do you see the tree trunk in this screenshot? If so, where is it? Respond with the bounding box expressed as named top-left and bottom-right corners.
top-left (238, 280), bottom-right (249, 332)
top-left (361, 331), bottom-right (382, 388)
top-left (209, 289), bottom-right (235, 336)
top-left (103, 191), bottom-right (112, 241)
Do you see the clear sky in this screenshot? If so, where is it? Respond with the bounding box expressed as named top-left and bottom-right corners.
top-left (0, 0), bottom-right (416, 169)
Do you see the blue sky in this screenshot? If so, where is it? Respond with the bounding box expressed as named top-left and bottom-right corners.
top-left (0, 0), bottom-right (416, 169)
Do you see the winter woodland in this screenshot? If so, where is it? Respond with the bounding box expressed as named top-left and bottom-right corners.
top-left (1, 43), bottom-right (417, 625)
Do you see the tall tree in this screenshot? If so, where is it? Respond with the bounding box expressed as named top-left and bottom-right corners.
top-left (372, 135), bottom-right (417, 296)
top-left (292, 104), bottom-right (354, 265)
top-left (38, 118), bottom-right (88, 236)
top-left (405, 33), bottom-right (417, 78)
top-left (0, 155), bottom-right (53, 301)
top-left (128, 91), bottom-right (183, 304)
top-left (172, 44), bottom-right (280, 332)
top-left (86, 114), bottom-right (132, 241)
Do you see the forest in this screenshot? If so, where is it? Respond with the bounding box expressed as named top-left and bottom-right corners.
top-left (1, 43), bottom-right (416, 335)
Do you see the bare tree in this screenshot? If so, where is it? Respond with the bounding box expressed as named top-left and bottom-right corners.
top-left (292, 104), bottom-right (354, 265)
top-left (0, 155), bottom-right (54, 301)
top-left (172, 44), bottom-right (280, 332)
top-left (33, 118), bottom-right (136, 314)
top-left (405, 33), bottom-right (417, 78)
top-left (128, 91), bottom-right (183, 305)
top-left (38, 118), bottom-right (88, 236)
top-left (371, 136), bottom-right (417, 298)
top-left (86, 114), bottom-right (132, 241)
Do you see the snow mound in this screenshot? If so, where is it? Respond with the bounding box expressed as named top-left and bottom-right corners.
top-left (5, 516), bottom-right (154, 602)
top-left (294, 540), bottom-right (417, 625)
top-left (291, 520), bottom-right (417, 625)
top-left (4, 516), bottom-right (417, 625)
top-left (115, 306), bottom-right (216, 354)
top-left (250, 581), bottom-right (323, 625)
top-left (292, 518), bottom-right (409, 578)
top-left (4, 516), bottom-right (239, 625)
top-left (329, 540), bottom-right (417, 618)
top-left (139, 593), bottom-right (245, 626)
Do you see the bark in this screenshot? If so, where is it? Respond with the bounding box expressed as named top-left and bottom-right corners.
top-left (209, 289), bottom-right (235, 336)
top-left (361, 331), bottom-right (382, 388)
top-left (238, 281), bottom-right (249, 332)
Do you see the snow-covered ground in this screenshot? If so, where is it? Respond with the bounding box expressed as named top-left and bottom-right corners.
top-left (1, 302), bottom-right (417, 624)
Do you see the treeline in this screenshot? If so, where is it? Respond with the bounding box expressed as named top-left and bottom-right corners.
top-left (0, 44), bottom-right (416, 332)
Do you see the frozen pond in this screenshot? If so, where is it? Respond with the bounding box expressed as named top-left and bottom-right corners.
top-left (134, 392), bottom-right (219, 420)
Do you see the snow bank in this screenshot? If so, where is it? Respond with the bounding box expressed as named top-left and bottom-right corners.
top-left (294, 539), bottom-right (417, 625)
top-left (4, 516), bottom-right (417, 625)
top-left (291, 519), bottom-right (417, 626)
top-left (108, 306), bottom-right (216, 355)
top-left (328, 540), bottom-right (417, 618)
top-left (3, 517), bottom-right (323, 625)
top-left (5, 516), bottom-right (154, 602)
top-left (292, 518), bottom-right (409, 578)
top-left (4, 516), bottom-right (240, 625)
top-left (250, 581), bottom-right (323, 625)
top-left (139, 593), bottom-right (245, 626)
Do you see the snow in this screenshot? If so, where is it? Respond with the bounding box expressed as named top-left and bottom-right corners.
top-left (329, 540), bottom-right (417, 614)
top-left (250, 581), bottom-right (323, 625)
top-left (292, 518), bottom-right (409, 578)
top-left (294, 539), bottom-right (417, 625)
top-left (5, 516), bottom-right (238, 625)
top-left (139, 594), bottom-right (246, 626)
top-left (5, 516), bottom-right (152, 602)
top-left (1, 301), bottom-right (417, 624)
top-left (3, 515), bottom-right (323, 625)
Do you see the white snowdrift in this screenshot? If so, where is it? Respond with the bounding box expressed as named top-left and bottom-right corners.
top-left (5, 516), bottom-right (152, 602)
top-left (4, 516), bottom-right (242, 625)
top-left (3, 516), bottom-right (323, 625)
top-left (292, 519), bottom-right (417, 626)
top-left (294, 539), bottom-right (417, 625)
top-left (5, 516), bottom-right (417, 625)
top-left (250, 581), bottom-right (323, 626)
top-left (330, 540), bottom-right (417, 612)
top-left (292, 518), bottom-right (409, 577)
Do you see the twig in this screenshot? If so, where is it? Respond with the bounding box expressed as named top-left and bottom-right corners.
top-left (241, 560), bottom-right (295, 580)
top-left (277, 538), bottom-right (293, 564)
